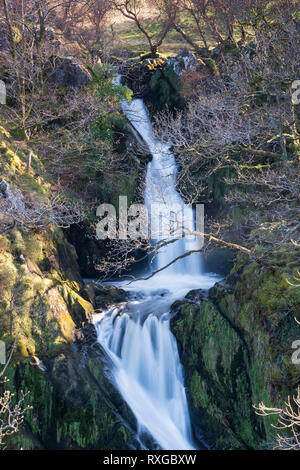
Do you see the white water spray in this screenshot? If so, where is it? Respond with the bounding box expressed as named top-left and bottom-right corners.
top-left (122, 98), bottom-right (201, 274)
top-left (95, 83), bottom-right (219, 449)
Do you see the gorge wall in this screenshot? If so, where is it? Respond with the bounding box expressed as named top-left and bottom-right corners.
top-left (171, 244), bottom-right (300, 449)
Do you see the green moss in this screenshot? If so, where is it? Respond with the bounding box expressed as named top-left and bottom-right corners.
top-left (0, 235), bottom-right (11, 252)
top-left (182, 241), bottom-right (300, 448)
top-left (10, 229), bottom-right (26, 253)
top-left (172, 298), bottom-right (259, 449)
top-left (204, 58), bottom-right (219, 75)
top-left (18, 173), bottom-right (47, 196)
top-left (148, 65), bottom-right (183, 111)
top-left (98, 172), bottom-right (138, 209)
top-left (0, 70), bottom-right (142, 450)
top-left (6, 352), bottom-right (134, 450)
top-left (23, 235), bottom-right (43, 263)
top-left (0, 258), bottom-right (18, 291)
top-left (190, 371), bottom-right (210, 408)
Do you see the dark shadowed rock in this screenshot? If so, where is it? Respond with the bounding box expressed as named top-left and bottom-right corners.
top-left (47, 56), bottom-right (91, 88)
top-left (94, 285), bottom-right (128, 309)
top-left (184, 288), bottom-right (209, 303)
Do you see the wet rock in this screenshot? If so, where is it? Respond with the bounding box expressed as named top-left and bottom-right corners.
top-left (170, 300), bottom-right (186, 317)
top-left (185, 288), bottom-right (209, 303)
top-left (7, 340), bottom-right (137, 450)
top-left (125, 122), bottom-right (152, 164)
top-left (170, 290), bottom-right (208, 319)
top-left (171, 299), bottom-right (258, 450)
top-left (152, 288), bottom-right (169, 297)
top-left (94, 285), bottom-right (128, 309)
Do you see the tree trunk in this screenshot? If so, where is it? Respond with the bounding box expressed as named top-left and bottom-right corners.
top-left (173, 23), bottom-right (202, 54)
top-left (27, 150), bottom-right (32, 173)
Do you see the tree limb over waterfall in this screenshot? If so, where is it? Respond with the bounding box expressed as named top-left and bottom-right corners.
top-left (118, 232), bottom-right (251, 286)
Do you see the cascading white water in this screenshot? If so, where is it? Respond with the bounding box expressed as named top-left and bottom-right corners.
top-left (96, 305), bottom-right (194, 450)
top-left (122, 98), bottom-right (201, 274)
top-left (95, 84), bottom-right (219, 450)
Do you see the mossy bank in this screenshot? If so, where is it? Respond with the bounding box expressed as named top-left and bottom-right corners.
top-left (171, 243), bottom-right (300, 449)
top-left (0, 114), bottom-right (139, 449)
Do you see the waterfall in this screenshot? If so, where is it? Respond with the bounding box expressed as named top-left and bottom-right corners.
top-left (121, 98), bottom-right (201, 274)
top-left (94, 83), bottom-right (219, 450)
top-left (96, 308), bottom-right (194, 450)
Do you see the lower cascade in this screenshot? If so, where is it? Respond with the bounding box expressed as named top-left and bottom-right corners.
top-left (95, 85), bottom-right (219, 450)
top-left (96, 299), bottom-right (193, 450)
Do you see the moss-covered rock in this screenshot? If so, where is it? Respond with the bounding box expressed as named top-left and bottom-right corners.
top-left (0, 222), bottom-right (138, 450)
top-left (5, 333), bottom-right (137, 450)
top-left (171, 300), bottom-right (259, 449)
top-left (93, 285), bottom-right (128, 309)
top-left (147, 65), bottom-right (183, 112)
top-left (171, 242), bottom-right (300, 449)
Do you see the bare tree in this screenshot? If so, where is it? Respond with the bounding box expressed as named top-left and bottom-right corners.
top-left (0, 341), bottom-right (31, 449)
top-left (113, 0), bottom-right (177, 56)
top-left (254, 386), bottom-right (300, 450)
top-left (173, 0), bottom-right (224, 51)
top-left (0, 181), bottom-right (83, 234)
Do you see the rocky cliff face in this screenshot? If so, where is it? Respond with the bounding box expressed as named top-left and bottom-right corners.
top-left (171, 246), bottom-right (300, 449)
top-left (1, 224), bottom-right (138, 450)
top-left (6, 329), bottom-right (138, 450)
top-left (0, 123), bottom-right (138, 450)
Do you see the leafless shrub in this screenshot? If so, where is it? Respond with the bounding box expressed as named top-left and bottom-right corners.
top-left (0, 182), bottom-right (83, 234)
top-left (153, 7), bottom-right (299, 258)
top-left (254, 386), bottom-right (300, 450)
top-left (0, 341), bottom-right (31, 449)
top-left (0, 384), bottom-right (30, 449)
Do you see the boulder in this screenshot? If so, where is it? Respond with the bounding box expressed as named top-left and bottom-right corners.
top-left (167, 49), bottom-right (205, 76)
top-left (0, 179), bottom-right (10, 198)
top-left (184, 288), bottom-right (209, 303)
top-left (94, 285), bottom-right (128, 309)
top-left (171, 299), bottom-right (259, 449)
top-left (171, 244), bottom-right (300, 449)
top-left (47, 56), bottom-right (91, 88)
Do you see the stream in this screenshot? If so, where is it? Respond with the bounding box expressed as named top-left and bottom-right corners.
top-left (94, 85), bottom-right (220, 450)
